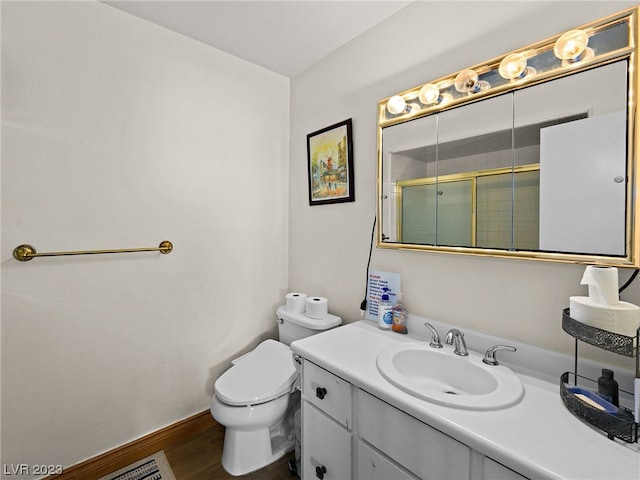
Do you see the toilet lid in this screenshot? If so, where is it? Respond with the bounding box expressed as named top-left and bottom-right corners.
top-left (215, 339), bottom-right (297, 406)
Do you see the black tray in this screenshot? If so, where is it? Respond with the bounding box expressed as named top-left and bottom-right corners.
top-left (561, 371), bottom-right (639, 443)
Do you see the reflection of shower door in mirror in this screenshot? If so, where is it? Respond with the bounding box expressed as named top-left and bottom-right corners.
top-left (401, 180), bottom-right (472, 246)
top-left (401, 183), bottom-right (436, 245)
top-left (401, 169), bottom-right (539, 249)
top-left (436, 180), bottom-right (473, 247)
top-left (476, 170), bottom-right (540, 251)
top-left (476, 173), bottom-right (512, 250)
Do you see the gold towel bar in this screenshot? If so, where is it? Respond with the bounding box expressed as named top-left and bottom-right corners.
top-left (13, 241), bottom-right (173, 262)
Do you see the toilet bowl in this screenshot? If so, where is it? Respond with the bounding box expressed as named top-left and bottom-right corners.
top-left (210, 305), bottom-right (341, 476)
top-left (210, 340), bottom-right (298, 475)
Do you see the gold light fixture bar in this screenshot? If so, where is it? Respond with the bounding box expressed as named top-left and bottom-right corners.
top-left (12, 241), bottom-right (173, 262)
top-left (378, 8), bottom-right (636, 127)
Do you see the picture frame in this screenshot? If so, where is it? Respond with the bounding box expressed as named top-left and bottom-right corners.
top-left (307, 118), bottom-right (354, 205)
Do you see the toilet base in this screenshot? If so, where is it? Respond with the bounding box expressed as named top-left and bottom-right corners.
top-left (214, 392), bottom-right (300, 476)
top-left (221, 425), bottom-right (294, 476)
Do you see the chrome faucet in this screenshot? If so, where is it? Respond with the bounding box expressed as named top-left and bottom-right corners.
top-left (424, 323), bottom-right (443, 348)
top-left (444, 329), bottom-right (468, 356)
top-left (482, 345), bottom-right (516, 366)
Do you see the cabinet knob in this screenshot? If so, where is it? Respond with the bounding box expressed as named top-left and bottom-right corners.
top-left (315, 465), bottom-right (327, 479)
top-left (315, 386), bottom-right (327, 400)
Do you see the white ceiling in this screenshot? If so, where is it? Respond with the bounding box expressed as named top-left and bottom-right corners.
top-left (103, 1), bottom-right (412, 77)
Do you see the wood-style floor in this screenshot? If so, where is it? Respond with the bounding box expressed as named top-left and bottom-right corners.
top-left (164, 421), bottom-right (297, 480)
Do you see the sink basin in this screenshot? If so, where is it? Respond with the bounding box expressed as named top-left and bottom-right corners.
top-left (376, 342), bottom-right (524, 410)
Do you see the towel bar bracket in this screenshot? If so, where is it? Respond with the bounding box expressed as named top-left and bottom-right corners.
top-left (13, 244), bottom-right (36, 262)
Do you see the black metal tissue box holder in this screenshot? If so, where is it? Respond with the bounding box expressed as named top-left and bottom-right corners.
top-left (561, 309), bottom-right (639, 443)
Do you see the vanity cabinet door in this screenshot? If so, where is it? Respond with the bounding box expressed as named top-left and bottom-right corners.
top-left (303, 359), bottom-right (353, 428)
top-left (358, 390), bottom-right (470, 480)
top-left (357, 440), bottom-right (418, 480)
top-left (303, 402), bottom-right (352, 480)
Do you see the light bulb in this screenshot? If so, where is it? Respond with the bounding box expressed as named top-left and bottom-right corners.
top-left (499, 53), bottom-right (535, 80)
top-left (554, 29), bottom-right (594, 63)
top-left (387, 95), bottom-right (409, 115)
top-left (419, 84), bottom-right (441, 105)
top-left (454, 69), bottom-right (490, 94)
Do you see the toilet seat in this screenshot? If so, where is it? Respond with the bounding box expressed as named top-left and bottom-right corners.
top-left (215, 339), bottom-right (297, 406)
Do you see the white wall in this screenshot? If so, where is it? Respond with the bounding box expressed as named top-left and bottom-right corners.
top-left (1, 1), bottom-right (289, 474)
top-left (289, 1), bottom-right (639, 365)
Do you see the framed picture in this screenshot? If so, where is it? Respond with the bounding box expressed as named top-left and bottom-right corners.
top-left (307, 118), bottom-right (354, 205)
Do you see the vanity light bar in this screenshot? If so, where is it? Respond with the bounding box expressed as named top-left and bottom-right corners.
top-left (379, 8), bottom-right (636, 127)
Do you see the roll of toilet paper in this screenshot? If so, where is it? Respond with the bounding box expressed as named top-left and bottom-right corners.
top-left (569, 296), bottom-right (640, 337)
top-left (580, 266), bottom-right (619, 305)
top-left (286, 292), bottom-right (308, 313)
top-left (305, 296), bottom-right (328, 319)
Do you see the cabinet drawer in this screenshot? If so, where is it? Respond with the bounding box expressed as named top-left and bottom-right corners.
top-left (484, 457), bottom-right (529, 480)
top-left (303, 402), bottom-right (352, 480)
top-left (303, 360), bottom-right (353, 428)
top-left (357, 440), bottom-right (418, 480)
top-left (358, 390), bottom-right (470, 480)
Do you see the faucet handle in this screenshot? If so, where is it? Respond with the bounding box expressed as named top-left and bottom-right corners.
top-left (483, 345), bottom-right (516, 366)
top-left (424, 323), bottom-right (443, 348)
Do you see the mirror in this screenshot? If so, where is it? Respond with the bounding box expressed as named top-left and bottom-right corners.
top-left (377, 7), bottom-right (639, 267)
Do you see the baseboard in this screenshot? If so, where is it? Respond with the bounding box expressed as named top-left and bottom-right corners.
top-left (47, 410), bottom-right (216, 480)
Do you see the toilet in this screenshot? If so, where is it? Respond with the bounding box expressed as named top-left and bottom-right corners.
top-left (210, 304), bottom-right (341, 476)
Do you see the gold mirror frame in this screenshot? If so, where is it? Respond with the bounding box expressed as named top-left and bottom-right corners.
top-left (377, 7), bottom-right (640, 267)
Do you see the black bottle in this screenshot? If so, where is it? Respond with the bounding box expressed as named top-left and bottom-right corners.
top-left (597, 368), bottom-right (619, 407)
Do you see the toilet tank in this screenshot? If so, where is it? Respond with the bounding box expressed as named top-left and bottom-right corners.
top-left (276, 306), bottom-right (341, 346)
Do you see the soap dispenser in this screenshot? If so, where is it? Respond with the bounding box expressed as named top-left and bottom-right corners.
top-left (391, 292), bottom-right (408, 334)
top-left (378, 288), bottom-right (392, 330)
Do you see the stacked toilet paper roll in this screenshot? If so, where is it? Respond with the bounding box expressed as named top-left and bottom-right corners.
top-left (569, 266), bottom-right (640, 337)
top-left (284, 292), bottom-right (330, 319)
top-left (285, 292), bottom-right (308, 313)
top-left (305, 296), bottom-right (329, 319)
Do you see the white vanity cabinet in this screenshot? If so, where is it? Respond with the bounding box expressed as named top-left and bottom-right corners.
top-left (356, 440), bottom-right (417, 480)
top-left (358, 390), bottom-right (469, 480)
top-left (300, 359), bottom-right (529, 480)
top-left (301, 359), bottom-right (353, 480)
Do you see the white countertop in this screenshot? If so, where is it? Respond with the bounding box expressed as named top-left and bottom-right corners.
top-left (290, 319), bottom-right (640, 480)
